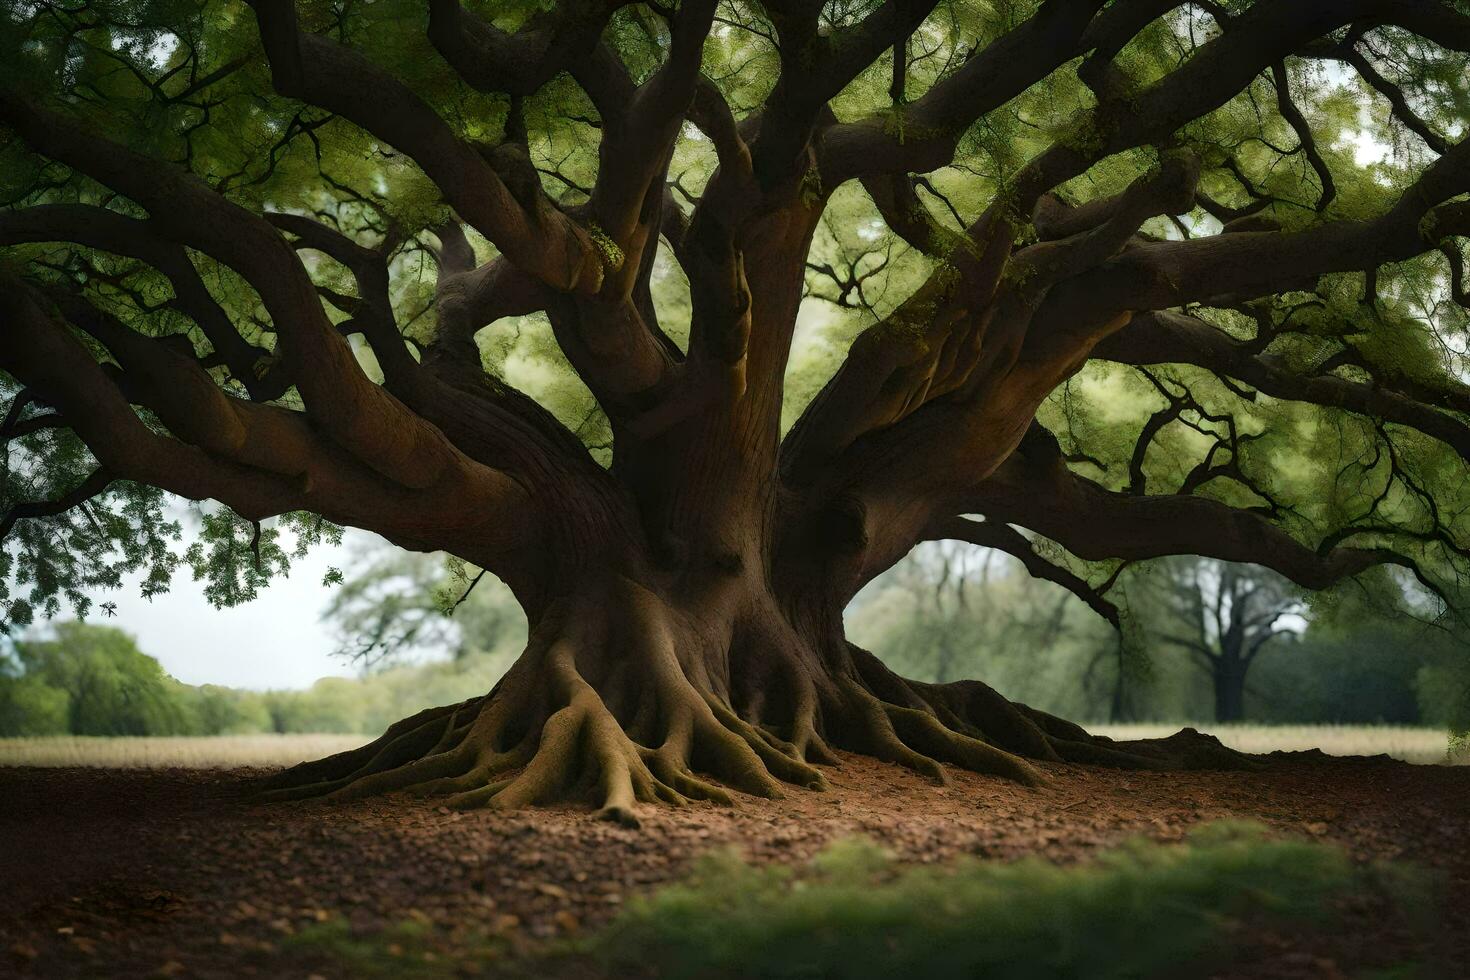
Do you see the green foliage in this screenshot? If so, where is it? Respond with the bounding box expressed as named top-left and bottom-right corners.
top-left (250, 825), bottom-right (1435, 979)
top-left (589, 824), bottom-right (1375, 980)
top-left (1, 402), bottom-right (181, 628)
top-left (1253, 622), bottom-right (1454, 727)
top-left (1417, 659), bottom-right (1470, 741)
top-left (0, 671), bottom-right (69, 736)
top-left (176, 510), bottom-right (344, 609)
top-left (280, 918), bottom-right (471, 980)
top-left (253, 651), bottom-right (516, 735)
top-left (0, 615), bottom-right (515, 737)
top-left (184, 682), bottom-right (274, 735)
top-left (4, 621), bottom-right (191, 735)
top-left (855, 544), bottom-right (1460, 727)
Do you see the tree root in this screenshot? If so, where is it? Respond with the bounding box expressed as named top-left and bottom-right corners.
top-left (845, 644), bottom-right (1256, 780)
top-left (261, 622), bottom-right (1256, 824)
top-left (261, 625), bottom-right (831, 826)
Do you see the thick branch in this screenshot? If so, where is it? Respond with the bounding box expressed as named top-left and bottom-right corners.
top-left (1009, 1), bottom-right (1393, 215)
top-left (0, 94), bottom-right (479, 492)
top-left (245, 0), bottom-right (603, 293)
top-left (1053, 142), bottom-right (1470, 317)
top-left (264, 211), bottom-right (420, 395)
top-left (860, 173), bottom-right (963, 256)
top-left (426, 0), bottom-right (628, 97)
top-left (0, 278), bottom-right (537, 565)
top-left (0, 204), bottom-right (267, 390)
top-left (967, 438), bottom-right (1433, 592)
top-left (821, 0), bottom-right (1106, 183)
top-left (755, 0), bottom-right (941, 182)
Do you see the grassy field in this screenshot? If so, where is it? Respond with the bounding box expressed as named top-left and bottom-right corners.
top-left (0, 725), bottom-right (1462, 769)
top-left (1092, 724), bottom-right (1464, 765)
top-left (0, 733), bottom-right (369, 768)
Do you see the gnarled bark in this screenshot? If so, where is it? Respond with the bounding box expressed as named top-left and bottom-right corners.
top-left (266, 548), bottom-right (1250, 825)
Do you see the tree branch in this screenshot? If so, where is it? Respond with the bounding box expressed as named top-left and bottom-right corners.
top-left (1094, 310), bottom-right (1470, 459)
top-left (426, 0), bottom-right (629, 98)
top-left (244, 0), bottom-right (603, 294)
top-left (0, 277), bottom-right (536, 563)
top-left (1270, 61), bottom-right (1335, 212)
top-left (0, 468), bottom-right (113, 541)
top-left (0, 93), bottom-right (481, 492)
top-left (820, 0), bottom-right (1106, 184)
top-left (966, 432), bottom-right (1439, 593)
top-left (264, 211), bottom-right (420, 395)
top-left (0, 204), bottom-right (268, 392)
top-left (926, 515), bottom-right (1121, 627)
top-left (755, 0), bottom-right (942, 182)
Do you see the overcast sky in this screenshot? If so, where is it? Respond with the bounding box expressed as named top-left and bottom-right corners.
top-left (36, 527), bottom-right (386, 690)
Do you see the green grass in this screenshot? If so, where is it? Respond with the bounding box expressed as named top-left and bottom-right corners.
top-left (582, 823), bottom-right (1375, 980)
top-left (279, 918), bottom-right (493, 979)
top-left (263, 824), bottom-right (1432, 980)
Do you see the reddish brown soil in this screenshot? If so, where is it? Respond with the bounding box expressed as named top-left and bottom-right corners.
top-left (1, 752), bottom-right (1466, 979)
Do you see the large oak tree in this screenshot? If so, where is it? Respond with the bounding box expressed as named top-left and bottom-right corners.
top-left (3, 0), bottom-right (1469, 822)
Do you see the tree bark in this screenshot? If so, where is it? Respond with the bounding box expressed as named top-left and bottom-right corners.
top-left (265, 490), bottom-right (1253, 825)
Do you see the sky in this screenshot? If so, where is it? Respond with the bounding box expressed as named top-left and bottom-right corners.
top-left (35, 526), bottom-right (383, 691)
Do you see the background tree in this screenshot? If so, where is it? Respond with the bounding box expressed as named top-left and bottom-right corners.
top-left (6, 622), bottom-right (190, 735)
top-left (848, 540), bottom-right (1114, 720)
top-left (1143, 558), bottom-right (1303, 723)
top-left (1256, 576), bottom-right (1465, 727)
top-left (3, 0), bottom-right (1470, 821)
top-left (0, 641), bottom-right (69, 735)
top-left (321, 546), bottom-right (527, 669)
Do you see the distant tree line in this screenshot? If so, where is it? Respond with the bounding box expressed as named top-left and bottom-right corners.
top-left (0, 620), bottom-right (517, 737)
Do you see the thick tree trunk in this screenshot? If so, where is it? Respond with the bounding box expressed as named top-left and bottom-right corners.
top-left (259, 144), bottom-right (1254, 825)
top-left (265, 537), bottom-right (1253, 824)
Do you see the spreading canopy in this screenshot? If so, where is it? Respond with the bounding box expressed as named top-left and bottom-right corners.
top-left (3, 0), bottom-right (1470, 634)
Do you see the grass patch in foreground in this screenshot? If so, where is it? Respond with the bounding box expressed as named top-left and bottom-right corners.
top-left (280, 918), bottom-right (497, 979)
top-left (260, 824), bottom-right (1434, 979)
top-left (582, 823), bottom-right (1399, 980)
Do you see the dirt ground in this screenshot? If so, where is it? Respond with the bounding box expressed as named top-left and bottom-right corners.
top-left (2, 751), bottom-right (1467, 979)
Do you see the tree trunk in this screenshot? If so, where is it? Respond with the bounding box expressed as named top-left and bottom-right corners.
top-left (1213, 662), bottom-right (1247, 724)
top-left (265, 528), bottom-right (1252, 824)
top-left (260, 163), bottom-right (1254, 825)
top-left (1109, 636), bottom-right (1131, 723)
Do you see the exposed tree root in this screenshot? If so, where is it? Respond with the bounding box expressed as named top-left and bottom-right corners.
top-left (261, 601), bottom-right (1254, 824)
top-left (262, 588), bottom-right (836, 826)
